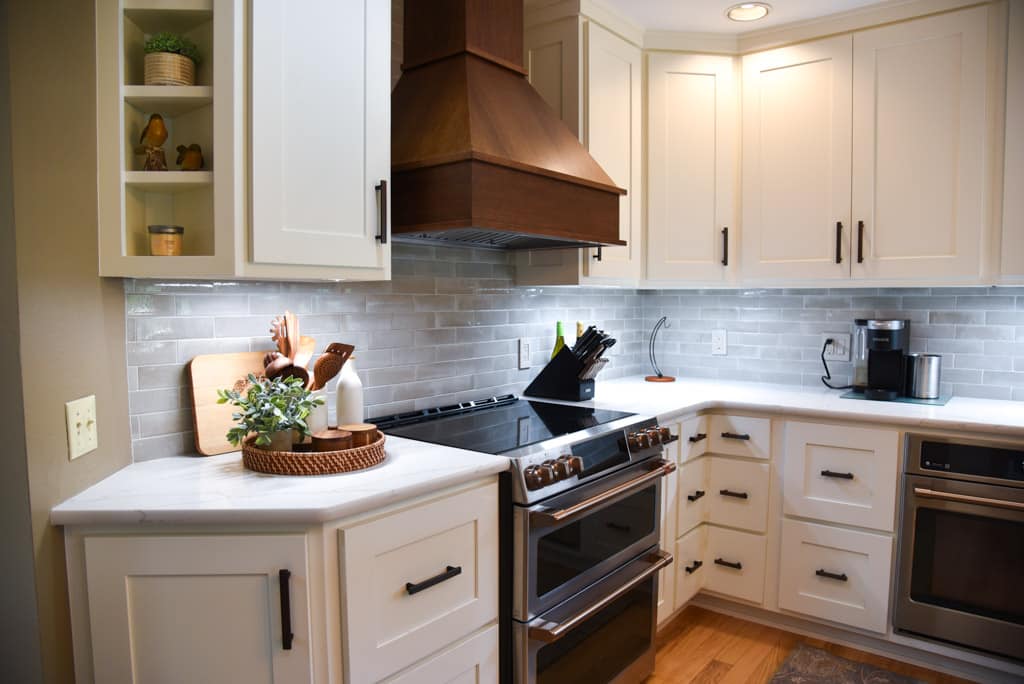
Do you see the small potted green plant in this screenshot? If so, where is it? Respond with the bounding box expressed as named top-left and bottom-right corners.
top-left (218, 374), bottom-right (324, 452)
top-left (144, 32), bottom-right (202, 86)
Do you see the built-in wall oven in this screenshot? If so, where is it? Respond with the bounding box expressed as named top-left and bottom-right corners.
top-left (894, 434), bottom-right (1024, 662)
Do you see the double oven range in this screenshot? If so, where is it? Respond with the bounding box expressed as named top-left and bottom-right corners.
top-left (376, 395), bottom-right (677, 683)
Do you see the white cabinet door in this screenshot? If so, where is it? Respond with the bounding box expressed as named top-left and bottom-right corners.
top-left (708, 415), bottom-right (771, 459)
top-left (658, 463), bottom-right (679, 625)
top-left (783, 421), bottom-right (899, 532)
top-left (83, 534), bottom-right (312, 684)
top-left (647, 53), bottom-right (737, 282)
top-left (1003, 0), bottom-right (1024, 282)
top-left (742, 36), bottom-right (852, 282)
top-left (851, 7), bottom-right (989, 281)
top-left (704, 526), bottom-right (767, 605)
top-left (674, 524), bottom-right (707, 609)
top-left (677, 457), bottom-right (709, 535)
top-left (708, 457), bottom-right (770, 533)
top-left (250, 0), bottom-right (389, 269)
top-left (582, 23), bottom-right (643, 280)
top-left (779, 519), bottom-right (893, 633)
top-left (383, 625), bottom-right (499, 684)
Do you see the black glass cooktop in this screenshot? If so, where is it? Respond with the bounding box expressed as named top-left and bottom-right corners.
top-left (372, 396), bottom-right (634, 455)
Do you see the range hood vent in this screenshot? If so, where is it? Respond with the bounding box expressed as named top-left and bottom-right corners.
top-left (391, 0), bottom-right (626, 250)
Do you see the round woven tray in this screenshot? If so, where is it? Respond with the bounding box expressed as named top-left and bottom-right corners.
top-left (242, 433), bottom-right (386, 476)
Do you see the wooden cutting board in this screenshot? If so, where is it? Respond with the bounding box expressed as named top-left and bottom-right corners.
top-left (189, 351), bottom-right (269, 456)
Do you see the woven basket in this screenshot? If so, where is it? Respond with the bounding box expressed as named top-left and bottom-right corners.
top-left (242, 432), bottom-right (386, 476)
top-left (144, 52), bottom-right (195, 86)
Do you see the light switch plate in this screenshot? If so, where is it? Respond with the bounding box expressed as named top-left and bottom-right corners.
top-left (518, 339), bottom-right (531, 370)
top-left (711, 329), bottom-right (728, 356)
top-left (822, 333), bottom-right (852, 362)
top-left (66, 395), bottom-right (98, 460)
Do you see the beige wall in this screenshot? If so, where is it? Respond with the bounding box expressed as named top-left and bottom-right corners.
top-left (7, 1), bottom-right (133, 681)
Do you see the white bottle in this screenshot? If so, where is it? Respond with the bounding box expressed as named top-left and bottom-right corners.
top-left (335, 358), bottom-right (364, 426)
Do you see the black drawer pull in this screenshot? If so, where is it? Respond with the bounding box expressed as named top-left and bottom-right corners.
top-left (687, 490), bottom-right (706, 502)
top-left (816, 569), bottom-right (848, 582)
top-left (688, 433), bottom-right (707, 444)
top-left (278, 569), bottom-right (294, 651)
top-left (719, 489), bottom-right (749, 500)
top-left (685, 560), bottom-right (703, 574)
top-left (714, 558), bottom-right (742, 570)
top-left (721, 432), bottom-right (750, 441)
top-left (406, 565), bottom-right (462, 595)
top-left (821, 469), bottom-right (854, 480)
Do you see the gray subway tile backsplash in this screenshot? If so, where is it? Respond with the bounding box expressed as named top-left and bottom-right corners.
top-left (125, 245), bottom-right (1024, 460)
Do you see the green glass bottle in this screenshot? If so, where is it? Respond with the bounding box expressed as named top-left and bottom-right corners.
top-left (550, 321), bottom-right (566, 360)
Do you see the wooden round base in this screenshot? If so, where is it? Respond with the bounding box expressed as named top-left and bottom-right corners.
top-left (645, 375), bottom-right (676, 383)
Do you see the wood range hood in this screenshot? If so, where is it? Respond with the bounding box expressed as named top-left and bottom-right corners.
top-left (391, 0), bottom-right (626, 250)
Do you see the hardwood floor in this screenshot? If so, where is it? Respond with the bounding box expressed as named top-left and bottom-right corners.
top-left (649, 606), bottom-right (975, 684)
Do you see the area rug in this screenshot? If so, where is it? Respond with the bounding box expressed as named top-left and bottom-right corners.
top-left (770, 644), bottom-right (926, 683)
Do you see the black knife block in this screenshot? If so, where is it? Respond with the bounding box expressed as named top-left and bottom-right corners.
top-left (524, 347), bottom-right (595, 402)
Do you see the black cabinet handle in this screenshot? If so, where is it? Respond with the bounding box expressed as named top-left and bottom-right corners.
top-left (687, 490), bottom-right (706, 502)
top-left (405, 565), bottom-right (462, 595)
top-left (721, 227), bottom-right (729, 266)
top-left (719, 489), bottom-right (749, 500)
top-left (721, 432), bottom-right (750, 441)
top-left (835, 221), bottom-right (843, 264)
top-left (857, 220), bottom-right (864, 263)
top-left (714, 558), bottom-right (742, 570)
top-left (375, 179), bottom-right (388, 244)
top-left (816, 569), bottom-right (848, 582)
top-left (278, 569), bottom-right (294, 651)
top-left (688, 433), bottom-right (707, 444)
top-left (685, 560), bottom-right (703, 574)
top-left (821, 469), bottom-right (854, 480)
top-left (593, 246), bottom-right (603, 261)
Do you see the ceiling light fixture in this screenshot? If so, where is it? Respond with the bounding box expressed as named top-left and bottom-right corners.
top-left (726, 2), bottom-right (771, 22)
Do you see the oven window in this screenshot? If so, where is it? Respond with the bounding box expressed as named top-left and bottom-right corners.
top-left (910, 507), bottom-right (1024, 625)
top-left (536, 486), bottom-right (656, 597)
top-left (536, 578), bottom-right (653, 684)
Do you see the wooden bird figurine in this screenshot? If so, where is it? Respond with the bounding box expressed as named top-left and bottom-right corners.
top-left (176, 143), bottom-right (204, 171)
top-left (139, 113), bottom-right (168, 149)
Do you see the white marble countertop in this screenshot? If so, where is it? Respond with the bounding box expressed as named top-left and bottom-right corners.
top-left (51, 435), bottom-right (509, 526)
top-left (555, 376), bottom-right (1024, 436)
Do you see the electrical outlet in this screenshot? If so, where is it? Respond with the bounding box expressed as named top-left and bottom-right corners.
top-left (66, 395), bottom-right (98, 460)
top-left (822, 333), bottom-right (852, 362)
top-left (711, 329), bottom-right (728, 356)
top-left (518, 339), bottom-right (531, 370)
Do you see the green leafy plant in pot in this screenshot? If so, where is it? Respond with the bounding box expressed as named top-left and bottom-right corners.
top-left (144, 32), bottom-right (202, 86)
top-left (218, 374), bottom-right (325, 452)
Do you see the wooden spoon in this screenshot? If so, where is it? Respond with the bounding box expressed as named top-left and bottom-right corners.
top-left (310, 343), bottom-right (354, 391)
top-left (293, 335), bottom-right (316, 372)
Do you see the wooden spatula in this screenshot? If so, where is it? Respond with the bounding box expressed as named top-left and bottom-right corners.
top-left (310, 343), bottom-right (355, 391)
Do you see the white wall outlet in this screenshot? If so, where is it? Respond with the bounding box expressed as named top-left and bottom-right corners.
top-left (66, 395), bottom-right (98, 460)
top-left (822, 333), bottom-right (852, 362)
top-left (518, 339), bottom-right (531, 370)
top-left (711, 329), bottom-right (728, 356)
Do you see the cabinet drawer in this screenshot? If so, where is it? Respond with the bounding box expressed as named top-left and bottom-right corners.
top-left (708, 457), bottom-right (770, 533)
top-left (676, 458), bottom-right (709, 535)
top-left (339, 482), bottom-right (499, 682)
top-left (704, 526), bottom-right (766, 605)
top-left (674, 525), bottom-right (707, 610)
top-left (778, 519), bottom-right (893, 634)
top-left (783, 422), bottom-right (899, 531)
top-left (708, 415), bottom-right (770, 459)
top-left (679, 416), bottom-right (710, 463)
top-left (383, 625), bottom-right (499, 684)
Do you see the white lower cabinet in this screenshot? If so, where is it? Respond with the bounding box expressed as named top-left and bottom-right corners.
top-left (704, 526), bottom-right (767, 605)
top-left (382, 625), bottom-right (499, 684)
top-left (674, 524), bottom-right (707, 607)
top-left (778, 519), bottom-right (893, 634)
top-left (708, 457), bottom-right (770, 533)
top-left (676, 457), bottom-right (709, 535)
top-left (708, 415), bottom-right (771, 459)
top-left (339, 483), bottom-right (499, 682)
top-left (83, 534), bottom-right (312, 684)
top-left (658, 457), bottom-right (679, 624)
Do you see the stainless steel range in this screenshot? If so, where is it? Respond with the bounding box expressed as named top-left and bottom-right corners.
top-left (374, 395), bottom-right (676, 684)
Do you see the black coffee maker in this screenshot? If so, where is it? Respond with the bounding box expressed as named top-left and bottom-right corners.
top-left (854, 319), bottom-right (911, 400)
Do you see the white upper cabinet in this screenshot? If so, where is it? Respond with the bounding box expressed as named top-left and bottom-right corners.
top-left (741, 36), bottom-right (853, 282)
top-left (851, 7), bottom-right (989, 281)
top-left (250, 0), bottom-right (390, 275)
top-left (647, 53), bottom-right (737, 283)
top-left (583, 23), bottom-right (643, 280)
top-left (1001, 0), bottom-right (1024, 283)
top-left (517, 16), bottom-right (642, 285)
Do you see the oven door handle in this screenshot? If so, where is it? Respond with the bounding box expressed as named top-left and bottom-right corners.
top-left (530, 459), bottom-right (677, 525)
top-left (914, 487), bottom-right (1024, 512)
top-left (527, 550), bottom-right (673, 644)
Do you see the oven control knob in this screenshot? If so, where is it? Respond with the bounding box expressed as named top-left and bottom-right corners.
top-left (556, 454), bottom-right (582, 477)
top-left (645, 428), bottom-right (662, 445)
top-left (546, 458), bottom-right (571, 480)
top-left (658, 426), bottom-right (672, 442)
top-left (630, 431), bottom-right (650, 449)
top-left (537, 464), bottom-right (557, 485)
top-left (523, 466), bottom-right (545, 490)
